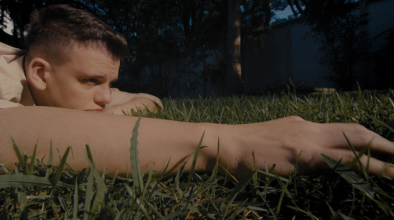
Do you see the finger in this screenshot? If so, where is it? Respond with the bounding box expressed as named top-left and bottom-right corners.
top-left (322, 123), bottom-right (394, 155)
top-left (320, 149), bottom-right (394, 179)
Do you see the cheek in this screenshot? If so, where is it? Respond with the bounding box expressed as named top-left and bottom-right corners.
top-left (48, 81), bottom-right (90, 108)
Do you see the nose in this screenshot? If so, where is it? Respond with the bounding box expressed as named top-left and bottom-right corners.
top-left (94, 87), bottom-right (112, 107)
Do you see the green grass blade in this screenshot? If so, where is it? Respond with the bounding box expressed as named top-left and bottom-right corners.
top-left (203, 192), bottom-right (220, 215)
top-left (276, 175), bottom-right (293, 216)
top-left (205, 140), bottom-right (220, 184)
top-left (322, 154), bottom-right (375, 200)
top-left (28, 139), bottom-right (38, 175)
top-left (175, 145), bottom-right (208, 198)
top-left (124, 183), bottom-right (151, 220)
top-left (286, 205), bottom-right (319, 220)
top-left (46, 141), bottom-right (53, 178)
top-left (220, 170), bottom-right (257, 220)
top-left (148, 157), bottom-right (171, 200)
top-left (0, 175), bottom-right (51, 188)
top-left (342, 132), bottom-right (368, 180)
top-left (187, 131), bottom-right (205, 188)
top-left (73, 179), bottom-right (78, 220)
top-left (346, 138), bottom-right (372, 179)
top-left (83, 170), bottom-right (94, 220)
top-left (367, 114), bottom-right (394, 134)
top-left (84, 147), bottom-right (108, 216)
top-left (182, 185), bottom-right (197, 212)
top-left (11, 136), bottom-right (25, 171)
top-left (85, 144), bottom-right (95, 169)
top-left (144, 199), bottom-right (165, 219)
top-left (130, 116), bottom-right (144, 193)
top-left (218, 164), bottom-right (238, 184)
top-left (52, 146), bottom-right (71, 188)
top-left (139, 165), bottom-right (155, 209)
top-left (163, 210), bottom-right (188, 220)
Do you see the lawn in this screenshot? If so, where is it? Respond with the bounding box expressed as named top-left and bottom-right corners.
top-left (1, 88), bottom-right (394, 219)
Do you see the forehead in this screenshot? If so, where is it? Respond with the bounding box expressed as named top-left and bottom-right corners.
top-left (63, 42), bottom-right (120, 78)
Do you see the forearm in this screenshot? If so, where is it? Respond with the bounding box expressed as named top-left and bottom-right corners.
top-left (2, 107), bottom-right (393, 178)
top-left (0, 107), bottom-right (226, 176)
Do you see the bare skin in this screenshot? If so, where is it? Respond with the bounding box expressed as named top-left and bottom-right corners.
top-left (0, 107), bottom-right (393, 178)
top-left (104, 97), bottom-right (159, 115)
top-left (1, 42), bottom-right (393, 179)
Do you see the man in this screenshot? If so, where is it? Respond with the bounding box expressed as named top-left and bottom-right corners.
top-left (0, 5), bottom-right (393, 178)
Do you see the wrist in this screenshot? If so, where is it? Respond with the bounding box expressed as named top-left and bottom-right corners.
top-left (195, 123), bottom-right (240, 174)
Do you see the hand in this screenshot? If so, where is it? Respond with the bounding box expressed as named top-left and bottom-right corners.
top-left (223, 116), bottom-right (394, 177)
top-left (104, 97), bottom-right (160, 115)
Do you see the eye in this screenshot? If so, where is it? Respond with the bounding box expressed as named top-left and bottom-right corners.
top-left (82, 78), bottom-right (99, 84)
top-left (109, 80), bottom-right (117, 88)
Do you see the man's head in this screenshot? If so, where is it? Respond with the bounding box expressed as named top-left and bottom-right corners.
top-left (24, 5), bottom-right (128, 111)
top-left (25, 5), bottom-right (128, 65)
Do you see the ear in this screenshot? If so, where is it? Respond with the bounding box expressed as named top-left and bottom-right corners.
top-left (25, 57), bottom-right (52, 91)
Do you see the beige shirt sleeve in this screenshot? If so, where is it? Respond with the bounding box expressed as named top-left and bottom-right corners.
top-left (0, 43), bottom-right (29, 109)
top-left (0, 100), bottom-right (23, 108)
top-left (108, 88), bottom-right (164, 109)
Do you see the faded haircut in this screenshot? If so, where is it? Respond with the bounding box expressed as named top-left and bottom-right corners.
top-left (25, 5), bottom-right (128, 64)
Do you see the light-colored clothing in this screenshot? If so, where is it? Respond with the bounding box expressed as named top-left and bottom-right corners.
top-left (0, 43), bottom-right (163, 109)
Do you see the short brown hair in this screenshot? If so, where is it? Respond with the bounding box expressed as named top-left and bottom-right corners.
top-left (25, 5), bottom-right (128, 63)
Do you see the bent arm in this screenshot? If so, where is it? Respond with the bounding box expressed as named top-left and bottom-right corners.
top-left (106, 88), bottom-right (163, 115)
top-left (104, 97), bottom-right (161, 115)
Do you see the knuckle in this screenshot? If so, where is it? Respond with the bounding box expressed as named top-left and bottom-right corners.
top-left (341, 153), bottom-right (356, 164)
top-left (351, 123), bottom-right (370, 140)
top-left (288, 115), bottom-right (304, 121)
top-left (352, 123), bottom-right (366, 131)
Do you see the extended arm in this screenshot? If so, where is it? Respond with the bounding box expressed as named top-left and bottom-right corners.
top-left (0, 107), bottom-right (393, 178)
top-left (0, 107), bottom-right (219, 176)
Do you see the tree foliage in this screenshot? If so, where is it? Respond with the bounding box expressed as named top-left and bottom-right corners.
top-left (1, 0), bottom-right (275, 96)
top-left (0, 0), bottom-right (100, 47)
top-left (285, 0), bottom-right (370, 90)
top-left (373, 26), bottom-right (394, 90)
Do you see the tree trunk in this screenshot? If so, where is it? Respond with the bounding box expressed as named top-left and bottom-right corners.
top-left (225, 0), bottom-right (242, 95)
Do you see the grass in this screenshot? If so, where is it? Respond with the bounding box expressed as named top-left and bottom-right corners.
top-left (1, 88), bottom-right (394, 219)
